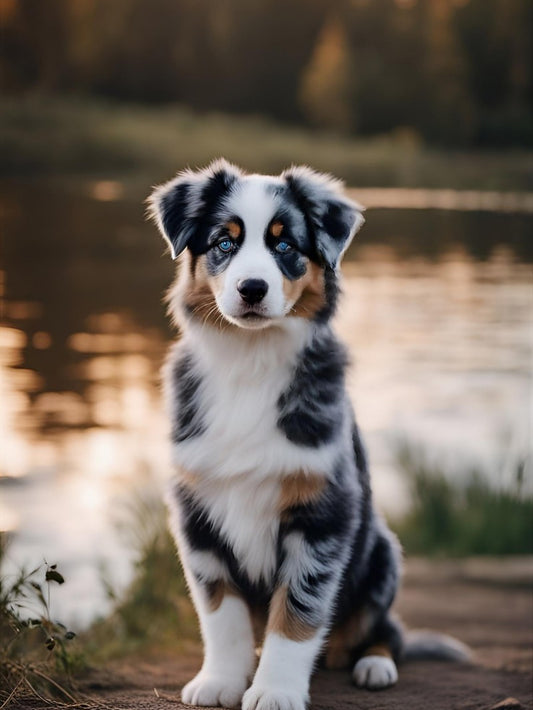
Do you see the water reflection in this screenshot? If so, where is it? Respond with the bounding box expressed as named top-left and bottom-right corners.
top-left (0, 181), bottom-right (531, 625)
top-left (337, 247), bottom-right (532, 510)
top-left (0, 306), bottom-right (170, 625)
top-left (349, 187), bottom-right (533, 214)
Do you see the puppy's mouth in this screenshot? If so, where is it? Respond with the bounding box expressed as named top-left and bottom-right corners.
top-left (227, 306), bottom-right (274, 329)
top-left (240, 311), bottom-right (268, 320)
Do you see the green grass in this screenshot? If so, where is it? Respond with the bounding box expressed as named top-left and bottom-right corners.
top-left (390, 444), bottom-right (533, 556)
top-left (0, 535), bottom-right (85, 707)
top-left (2, 95), bottom-right (533, 190)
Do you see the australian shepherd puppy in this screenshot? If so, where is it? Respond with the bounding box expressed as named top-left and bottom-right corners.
top-left (148, 160), bottom-right (467, 710)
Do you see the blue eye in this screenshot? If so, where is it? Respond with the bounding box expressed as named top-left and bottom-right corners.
top-left (275, 241), bottom-right (293, 254)
top-left (217, 239), bottom-right (234, 253)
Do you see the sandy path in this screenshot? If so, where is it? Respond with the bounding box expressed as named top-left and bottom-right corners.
top-left (16, 558), bottom-right (533, 710)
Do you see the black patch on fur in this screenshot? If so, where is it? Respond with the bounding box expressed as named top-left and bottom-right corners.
top-left (272, 249), bottom-right (308, 281)
top-left (281, 179), bottom-right (323, 265)
top-left (343, 424), bottom-right (373, 584)
top-left (282, 463), bottom-right (354, 547)
top-left (361, 533), bottom-right (400, 611)
top-left (174, 483), bottom-right (271, 607)
top-left (332, 525), bottom-right (400, 648)
top-left (352, 418), bottom-right (369, 476)
top-left (188, 170), bottom-right (239, 256)
top-left (170, 351), bottom-right (205, 443)
top-left (286, 591), bottom-right (312, 616)
top-left (160, 182), bottom-right (192, 255)
top-left (174, 483), bottom-right (224, 553)
top-left (327, 422), bottom-right (400, 653)
top-left (314, 266), bottom-right (339, 324)
top-left (277, 329), bottom-right (347, 446)
top-left (283, 170), bottom-right (359, 270)
top-left (302, 569), bottom-right (332, 589)
top-left (322, 201), bottom-right (352, 244)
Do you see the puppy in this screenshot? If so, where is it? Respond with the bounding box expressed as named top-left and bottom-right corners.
top-left (148, 160), bottom-right (467, 710)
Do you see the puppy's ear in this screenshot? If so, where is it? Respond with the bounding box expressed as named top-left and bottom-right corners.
top-left (283, 166), bottom-right (364, 269)
top-left (147, 159), bottom-right (241, 259)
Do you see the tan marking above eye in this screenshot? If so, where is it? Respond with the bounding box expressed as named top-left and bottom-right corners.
top-left (270, 221), bottom-right (284, 238)
top-left (225, 221), bottom-right (241, 239)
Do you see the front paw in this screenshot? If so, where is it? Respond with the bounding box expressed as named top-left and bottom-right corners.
top-left (181, 672), bottom-right (247, 708)
top-left (242, 685), bottom-right (308, 710)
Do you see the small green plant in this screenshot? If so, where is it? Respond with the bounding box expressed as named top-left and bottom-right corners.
top-left (0, 534), bottom-right (82, 707)
top-left (391, 443), bottom-right (533, 556)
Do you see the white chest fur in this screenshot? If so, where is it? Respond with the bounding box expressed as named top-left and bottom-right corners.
top-left (170, 320), bottom-right (339, 481)
top-left (192, 474), bottom-right (282, 583)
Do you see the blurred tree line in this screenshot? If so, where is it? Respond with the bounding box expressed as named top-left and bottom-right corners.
top-left (1, 0), bottom-right (531, 147)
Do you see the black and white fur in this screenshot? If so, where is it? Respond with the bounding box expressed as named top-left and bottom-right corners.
top-left (148, 160), bottom-right (468, 710)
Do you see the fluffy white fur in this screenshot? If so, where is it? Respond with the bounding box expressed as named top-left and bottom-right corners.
top-left (181, 595), bottom-right (256, 707)
top-left (167, 320), bottom-right (349, 483)
top-left (242, 632), bottom-right (326, 710)
top-left (168, 510), bottom-right (256, 707)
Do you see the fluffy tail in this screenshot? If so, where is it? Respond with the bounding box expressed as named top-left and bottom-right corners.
top-left (402, 630), bottom-right (472, 662)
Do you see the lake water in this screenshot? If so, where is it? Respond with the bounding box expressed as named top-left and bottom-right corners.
top-left (1, 180), bottom-right (531, 626)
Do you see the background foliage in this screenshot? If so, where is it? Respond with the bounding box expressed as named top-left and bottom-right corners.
top-left (1, 0), bottom-right (532, 147)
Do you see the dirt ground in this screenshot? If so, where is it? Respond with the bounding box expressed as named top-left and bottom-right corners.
top-left (16, 558), bottom-right (533, 710)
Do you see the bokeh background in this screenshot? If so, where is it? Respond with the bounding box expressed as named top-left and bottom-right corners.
top-left (1, 0), bottom-right (532, 632)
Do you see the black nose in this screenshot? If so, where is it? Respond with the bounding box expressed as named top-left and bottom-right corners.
top-left (237, 278), bottom-right (268, 305)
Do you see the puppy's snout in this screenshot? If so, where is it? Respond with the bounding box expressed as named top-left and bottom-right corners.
top-left (237, 278), bottom-right (269, 305)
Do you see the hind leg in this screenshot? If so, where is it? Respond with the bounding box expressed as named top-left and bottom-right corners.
top-left (352, 615), bottom-right (402, 690)
top-left (327, 526), bottom-right (402, 681)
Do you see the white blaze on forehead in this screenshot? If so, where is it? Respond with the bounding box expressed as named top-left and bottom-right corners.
top-left (224, 177), bottom-right (280, 248)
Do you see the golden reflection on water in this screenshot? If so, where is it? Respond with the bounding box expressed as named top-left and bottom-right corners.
top-left (349, 187), bottom-right (533, 213)
top-left (0, 307), bottom-right (170, 625)
top-left (1, 310), bottom-right (169, 500)
top-left (336, 246), bottom-right (532, 509)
